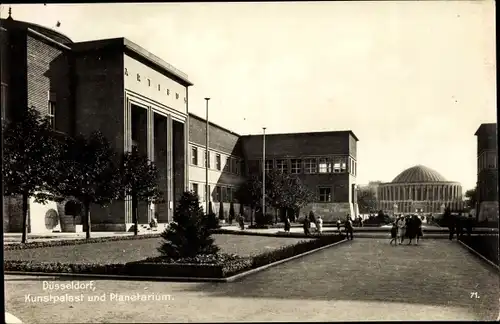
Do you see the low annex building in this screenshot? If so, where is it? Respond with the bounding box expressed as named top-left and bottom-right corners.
top-left (1, 16), bottom-right (360, 233)
top-left (378, 165), bottom-right (464, 215)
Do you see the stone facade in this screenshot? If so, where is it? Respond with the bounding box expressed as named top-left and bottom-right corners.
top-left (475, 123), bottom-right (498, 221)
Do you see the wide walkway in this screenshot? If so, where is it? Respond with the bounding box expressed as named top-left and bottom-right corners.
top-left (5, 239), bottom-right (499, 322)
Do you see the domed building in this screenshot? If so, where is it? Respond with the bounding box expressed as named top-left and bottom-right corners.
top-left (378, 165), bottom-right (464, 214)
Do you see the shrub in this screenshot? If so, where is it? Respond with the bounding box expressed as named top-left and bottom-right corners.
top-left (255, 212), bottom-right (274, 226)
top-left (158, 191), bottom-right (220, 258)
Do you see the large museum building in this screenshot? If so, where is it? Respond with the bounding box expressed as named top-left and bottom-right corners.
top-left (1, 16), bottom-right (359, 233)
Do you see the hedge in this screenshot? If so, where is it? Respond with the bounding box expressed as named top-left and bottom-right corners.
top-left (213, 228), bottom-right (342, 239)
top-left (4, 233), bottom-right (162, 251)
top-left (4, 234), bottom-right (345, 279)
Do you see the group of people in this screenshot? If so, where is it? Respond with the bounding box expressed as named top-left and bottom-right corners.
top-left (390, 214), bottom-right (423, 245)
top-left (447, 213), bottom-right (474, 240)
top-left (301, 214), bottom-right (323, 235)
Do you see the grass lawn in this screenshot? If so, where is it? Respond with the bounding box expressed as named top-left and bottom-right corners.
top-left (3, 234), bottom-right (311, 264)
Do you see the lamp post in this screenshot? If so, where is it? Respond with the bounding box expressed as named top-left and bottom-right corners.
top-left (262, 127), bottom-right (266, 217)
top-left (205, 98), bottom-right (210, 214)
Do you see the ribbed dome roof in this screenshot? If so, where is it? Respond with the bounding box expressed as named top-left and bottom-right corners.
top-left (392, 165), bottom-right (447, 183)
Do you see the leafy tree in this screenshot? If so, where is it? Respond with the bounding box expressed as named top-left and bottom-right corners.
top-left (2, 107), bottom-right (62, 243)
top-left (265, 169), bottom-right (288, 222)
top-left (58, 131), bottom-right (120, 239)
top-left (218, 200), bottom-right (225, 221)
top-left (286, 176), bottom-right (314, 219)
top-left (120, 146), bottom-right (163, 236)
top-left (464, 187), bottom-right (477, 210)
top-left (357, 188), bottom-right (378, 214)
top-left (158, 191), bottom-right (219, 258)
top-left (229, 201), bottom-right (235, 224)
top-left (236, 174), bottom-right (262, 225)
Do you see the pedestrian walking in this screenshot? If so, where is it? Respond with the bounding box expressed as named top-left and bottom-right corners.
top-left (303, 214), bottom-right (311, 236)
top-left (317, 216), bottom-right (323, 235)
top-left (284, 217), bottom-right (291, 233)
top-left (396, 215), bottom-right (406, 245)
top-left (390, 222), bottom-right (398, 245)
top-left (345, 215), bottom-right (354, 240)
top-left (466, 213), bottom-right (473, 236)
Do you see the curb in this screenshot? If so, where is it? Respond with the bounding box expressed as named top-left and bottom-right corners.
top-left (224, 239), bottom-right (348, 282)
top-left (457, 240), bottom-right (500, 272)
top-left (5, 239), bottom-right (348, 283)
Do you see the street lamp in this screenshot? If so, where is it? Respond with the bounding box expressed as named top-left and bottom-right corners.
top-left (262, 127), bottom-right (266, 217)
top-left (204, 98), bottom-right (210, 214)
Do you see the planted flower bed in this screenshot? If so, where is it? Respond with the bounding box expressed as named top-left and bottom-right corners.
top-left (4, 233), bottom-right (162, 251)
top-left (459, 234), bottom-right (499, 266)
top-left (4, 235), bottom-right (345, 279)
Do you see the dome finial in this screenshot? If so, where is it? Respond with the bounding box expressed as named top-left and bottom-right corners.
top-left (8, 6), bottom-right (12, 18)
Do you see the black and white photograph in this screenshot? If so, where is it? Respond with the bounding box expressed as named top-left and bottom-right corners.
top-left (1, 1), bottom-right (498, 322)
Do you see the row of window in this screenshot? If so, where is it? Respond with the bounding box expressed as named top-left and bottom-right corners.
top-left (251, 156), bottom-right (357, 176)
top-left (478, 151), bottom-right (497, 171)
top-left (191, 182), bottom-right (334, 203)
top-left (191, 145), bottom-right (241, 175)
top-left (190, 183), bottom-right (237, 203)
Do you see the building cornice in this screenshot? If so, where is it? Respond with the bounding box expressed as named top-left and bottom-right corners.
top-left (27, 27), bottom-right (71, 51)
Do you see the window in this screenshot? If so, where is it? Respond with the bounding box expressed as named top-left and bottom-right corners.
top-left (222, 187), bottom-right (228, 202)
top-left (276, 159), bottom-right (288, 173)
top-left (191, 147), bottom-right (198, 165)
top-left (291, 159), bottom-right (302, 174)
top-left (487, 151), bottom-right (497, 169)
top-left (48, 100), bottom-right (56, 129)
top-left (319, 158), bottom-right (332, 173)
top-left (216, 154), bottom-right (221, 170)
top-left (354, 161), bottom-right (357, 176)
top-left (215, 186), bottom-right (222, 202)
top-left (231, 158), bottom-right (237, 174)
top-left (235, 160), bottom-right (240, 175)
top-left (224, 157), bottom-right (230, 172)
top-left (228, 187), bottom-right (233, 202)
top-left (332, 157), bottom-right (341, 173)
top-left (319, 187), bottom-right (332, 202)
top-left (191, 183), bottom-right (199, 197)
top-left (304, 158), bottom-right (317, 174)
top-left (264, 160), bottom-right (273, 172)
top-left (340, 157), bottom-right (347, 173)
top-left (204, 150), bottom-right (210, 168)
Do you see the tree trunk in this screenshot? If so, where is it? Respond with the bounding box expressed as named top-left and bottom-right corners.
top-left (132, 193), bottom-right (138, 236)
top-left (21, 192), bottom-right (29, 244)
top-left (84, 201), bottom-right (91, 240)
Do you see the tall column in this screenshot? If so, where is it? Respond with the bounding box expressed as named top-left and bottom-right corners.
top-left (124, 100), bottom-right (132, 224)
top-left (166, 115), bottom-right (173, 223)
top-left (147, 108), bottom-right (154, 223)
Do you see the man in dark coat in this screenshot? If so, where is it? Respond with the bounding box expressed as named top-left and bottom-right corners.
top-left (466, 214), bottom-right (473, 236)
top-left (345, 215), bottom-right (354, 240)
top-left (303, 215), bottom-right (311, 236)
top-left (455, 213), bottom-right (463, 239)
top-left (448, 213), bottom-right (456, 240)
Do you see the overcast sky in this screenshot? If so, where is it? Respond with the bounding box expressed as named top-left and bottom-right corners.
top-left (2, 1), bottom-right (496, 191)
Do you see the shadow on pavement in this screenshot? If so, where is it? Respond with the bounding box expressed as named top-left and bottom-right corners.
top-left (181, 238), bottom-right (499, 320)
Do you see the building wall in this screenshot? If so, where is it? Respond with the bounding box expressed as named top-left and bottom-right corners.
top-left (73, 47), bottom-right (125, 229)
top-left (476, 124), bottom-right (498, 221)
top-left (6, 29), bottom-right (27, 120)
top-left (123, 54), bottom-right (187, 117)
top-left (188, 114), bottom-right (245, 216)
top-left (26, 34), bottom-right (73, 134)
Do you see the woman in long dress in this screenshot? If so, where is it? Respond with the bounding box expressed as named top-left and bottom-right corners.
top-left (396, 216), bottom-right (406, 245)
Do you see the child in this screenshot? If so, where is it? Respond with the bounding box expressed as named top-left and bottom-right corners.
top-left (390, 222), bottom-right (397, 245)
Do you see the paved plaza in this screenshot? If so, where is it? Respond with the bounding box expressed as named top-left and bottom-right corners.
top-left (5, 238), bottom-right (499, 322)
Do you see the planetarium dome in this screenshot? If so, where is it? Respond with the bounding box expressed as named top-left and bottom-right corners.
top-left (1, 16), bottom-right (73, 45)
top-left (377, 165), bottom-right (463, 214)
top-left (392, 165), bottom-right (447, 183)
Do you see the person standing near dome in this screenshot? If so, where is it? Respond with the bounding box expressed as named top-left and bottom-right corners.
top-left (396, 215), bottom-right (406, 245)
